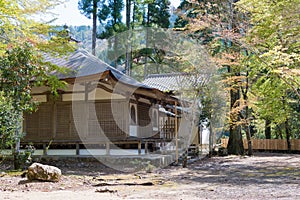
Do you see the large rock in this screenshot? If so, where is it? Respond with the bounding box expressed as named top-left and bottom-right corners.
top-left (27, 163), bottom-right (61, 182)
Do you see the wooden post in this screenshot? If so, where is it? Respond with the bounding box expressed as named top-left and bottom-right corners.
top-left (145, 141), bottom-right (148, 154)
top-left (76, 143), bottom-right (80, 155)
top-left (43, 144), bottom-right (47, 155)
top-left (106, 142), bottom-right (110, 155)
top-left (52, 100), bottom-right (57, 139)
top-left (84, 82), bottom-right (89, 139)
top-left (175, 101), bottom-right (178, 164)
top-left (138, 141), bottom-right (142, 155)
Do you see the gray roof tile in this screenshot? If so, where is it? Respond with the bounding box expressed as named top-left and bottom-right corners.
top-left (44, 49), bottom-right (151, 89)
top-left (143, 73), bottom-right (206, 92)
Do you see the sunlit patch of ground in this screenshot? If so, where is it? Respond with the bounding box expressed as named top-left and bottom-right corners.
top-left (1, 152), bottom-right (299, 200)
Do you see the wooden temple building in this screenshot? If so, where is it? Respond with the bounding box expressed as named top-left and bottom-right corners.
top-left (22, 49), bottom-right (185, 155)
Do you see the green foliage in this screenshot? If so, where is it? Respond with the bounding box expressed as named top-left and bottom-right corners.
top-left (236, 0), bottom-right (300, 139)
top-left (141, 0), bottom-right (171, 28)
top-left (173, 0), bottom-right (300, 147)
top-left (96, 0), bottom-right (126, 67)
top-left (78, 0), bottom-right (108, 55)
top-left (0, 43), bottom-right (66, 154)
top-left (0, 93), bottom-right (20, 149)
top-left (0, 1), bottom-right (75, 168)
top-left (1, 43), bottom-right (40, 110)
top-left (237, 0), bottom-right (300, 89)
top-left (174, 16), bottom-right (188, 29)
top-left (14, 144), bottom-right (35, 169)
top-left (132, 0), bottom-right (144, 28)
top-left (0, 43), bottom-right (40, 153)
top-left (129, 0), bottom-right (171, 77)
top-left (78, 0), bottom-right (107, 19)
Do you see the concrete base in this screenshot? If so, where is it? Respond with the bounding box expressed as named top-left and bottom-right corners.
top-left (31, 153), bottom-right (176, 172)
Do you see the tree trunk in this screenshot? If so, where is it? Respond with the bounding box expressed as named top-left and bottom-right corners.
top-left (112, 0), bottom-right (118, 67)
top-left (282, 96), bottom-right (291, 152)
top-left (13, 115), bottom-right (22, 169)
top-left (144, 4), bottom-right (150, 80)
top-left (285, 119), bottom-right (291, 153)
top-left (275, 124), bottom-right (284, 139)
top-left (92, 0), bottom-right (97, 56)
top-left (125, 0), bottom-right (131, 75)
top-left (241, 70), bottom-right (252, 156)
top-left (245, 97), bottom-right (253, 156)
top-left (245, 126), bottom-right (253, 156)
top-left (113, 36), bottom-right (118, 67)
top-left (227, 126), bottom-right (244, 155)
top-left (265, 119), bottom-right (271, 139)
top-left (132, 1), bottom-right (136, 29)
top-left (126, 0), bottom-right (131, 28)
top-left (208, 112), bottom-right (214, 156)
top-left (226, 0), bottom-right (244, 155)
top-left (278, 125), bottom-right (283, 139)
top-left (227, 69), bottom-right (244, 155)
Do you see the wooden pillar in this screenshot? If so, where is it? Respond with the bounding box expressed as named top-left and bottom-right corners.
top-left (145, 141), bottom-right (148, 154)
top-left (43, 144), bottom-right (47, 155)
top-left (76, 143), bottom-right (80, 155)
top-left (175, 101), bottom-right (178, 164)
top-left (106, 142), bottom-right (110, 155)
top-left (52, 101), bottom-right (57, 139)
top-left (138, 141), bottom-right (142, 155)
top-left (84, 82), bottom-right (89, 139)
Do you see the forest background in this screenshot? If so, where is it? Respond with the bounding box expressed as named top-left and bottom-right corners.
top-left (0, 0), bottom-right (299, 160)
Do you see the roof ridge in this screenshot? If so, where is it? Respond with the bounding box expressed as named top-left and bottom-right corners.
top-left (145, 72), bottom-right (188, 78)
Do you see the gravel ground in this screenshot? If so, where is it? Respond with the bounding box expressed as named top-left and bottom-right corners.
top-left (1, 152), bottom-right (300, 200)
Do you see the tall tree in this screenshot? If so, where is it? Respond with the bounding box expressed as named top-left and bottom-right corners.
top-left (0, 0), bottom-right (75, 168)
top-left (98, 0), bottom-right (126, 67)
top-left (174, 0), bottom-right (248, 155)
top-left (225, 0), bottom-right (245, 155)
top-left (78, 0), bottom-right (109, 55)
top-left (138, 0), bottom-right (171, 79)
top-left (125, 0), bottom-right (132, 74)
top-left (142, 0), bottom-right (170, 28)
top-left (236, 0), bottom-right (300, 149)
top-left (131, 0), bottom-right (144, 28)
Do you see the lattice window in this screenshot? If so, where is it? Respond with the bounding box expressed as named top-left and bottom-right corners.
top-left (56, 103), bottom-right (71, 139)
top-left (24, 102), bottom-right (53, 140)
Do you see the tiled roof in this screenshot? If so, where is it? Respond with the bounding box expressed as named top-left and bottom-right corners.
top-left (44, 49), bottom-right (151, 89)
top-left (143, 73), bottom-right (206, 92)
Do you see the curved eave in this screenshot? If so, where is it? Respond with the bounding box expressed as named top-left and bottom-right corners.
top-left (59, 70), bottom-right (179, 105)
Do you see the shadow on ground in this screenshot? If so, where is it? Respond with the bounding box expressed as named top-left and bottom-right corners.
top-left (162, 153), bottom-right (300, 186)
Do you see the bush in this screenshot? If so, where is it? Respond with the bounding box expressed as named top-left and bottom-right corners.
top-left (0, 93), bottom-right (21, 150)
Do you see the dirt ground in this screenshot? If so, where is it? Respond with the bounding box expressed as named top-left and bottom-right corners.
top-left (1, 152), bottom-right (300, 200)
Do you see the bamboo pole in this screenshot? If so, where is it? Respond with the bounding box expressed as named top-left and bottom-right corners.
top-left (175, 101), bottom-right (178, 164)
